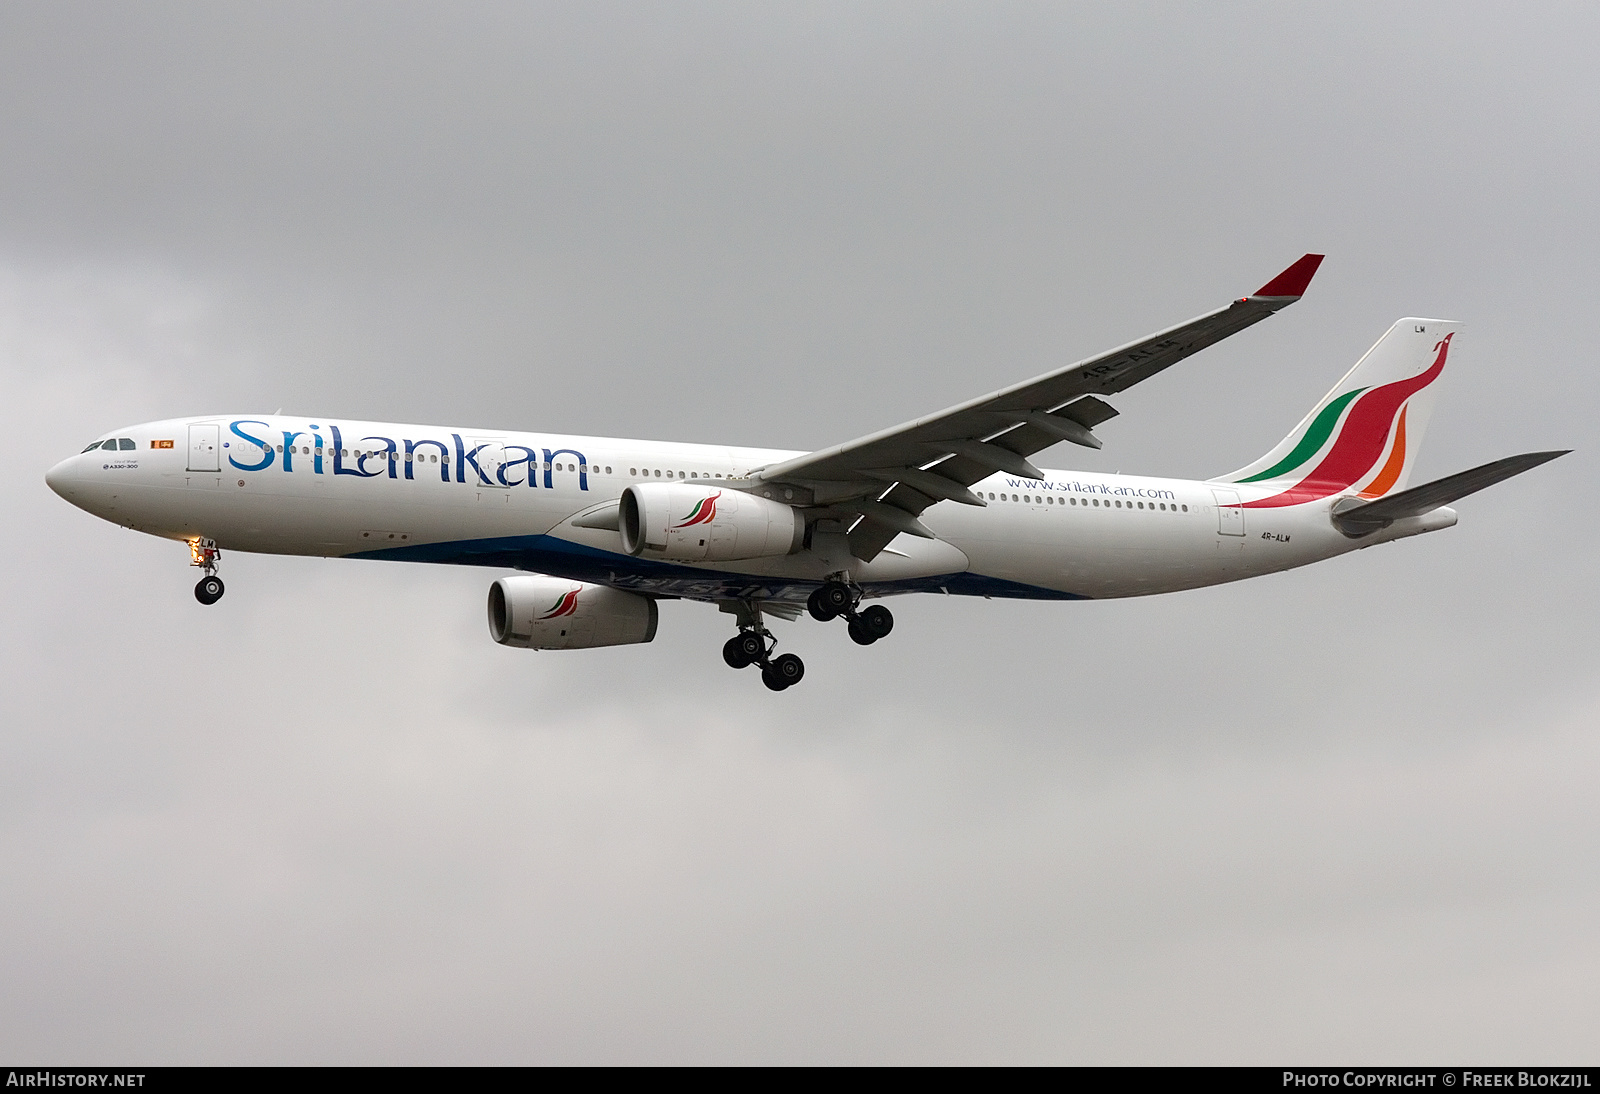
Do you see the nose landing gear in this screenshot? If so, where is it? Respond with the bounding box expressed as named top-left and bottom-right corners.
top-left (719, 601), bottom-right (806, 691)
top-left (190, 538), bottom-right (225, 605)
top-left (807, 580), bottom-right (894, 646)
top-left (195, 575), bottom-right (225, 605)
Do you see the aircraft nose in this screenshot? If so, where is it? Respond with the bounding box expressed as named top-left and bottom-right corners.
top-left (45, 457), bottom-right (76, 499)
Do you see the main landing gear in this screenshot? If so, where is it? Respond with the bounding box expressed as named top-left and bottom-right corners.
top-left (722, 632), bottom-right (805, 692)
top-left (806, 580), bottom-right (893, 646)
top-left (190, 537), bottom-right (225, 605)
top-left (720, 602), bottom-right (805, 692)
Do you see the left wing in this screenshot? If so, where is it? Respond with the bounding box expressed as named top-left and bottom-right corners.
top-left (750, 254), bottom-right (1325, 560)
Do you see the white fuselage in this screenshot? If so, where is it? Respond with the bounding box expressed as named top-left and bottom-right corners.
top-left (46, 414), bottom-right (1456, 603)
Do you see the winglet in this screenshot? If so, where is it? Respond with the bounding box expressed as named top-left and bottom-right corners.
top-left (1253, 253), bottom-right (1325, 299)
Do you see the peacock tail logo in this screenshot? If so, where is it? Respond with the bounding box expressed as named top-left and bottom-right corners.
top-left (538, 590), bottom-right (580, 620)
top-left (672, 491), bottom-right (720, 529)
top-left (1238, 333), bottom-right (1451, 509)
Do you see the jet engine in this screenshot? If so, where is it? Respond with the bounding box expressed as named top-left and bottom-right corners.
top-left (619, 483), bottom-right (803, 561)
top-left (487, 576), bottom-right (658, 650)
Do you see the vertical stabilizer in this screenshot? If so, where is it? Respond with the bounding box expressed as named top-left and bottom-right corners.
top-left (1214, 318), bottom-right (1460, 508)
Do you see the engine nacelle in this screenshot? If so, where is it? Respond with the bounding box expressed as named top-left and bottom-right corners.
top-left (487, 576), bottom-right (658, 650)
top-left (619, 483), bottom-right (803, 561)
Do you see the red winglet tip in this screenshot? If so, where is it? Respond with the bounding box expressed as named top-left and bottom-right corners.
top-left (1253, 253), bottom-right (1324, 298)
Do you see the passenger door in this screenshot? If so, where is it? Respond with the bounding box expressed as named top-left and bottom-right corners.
top-left (187, 424), bottom-right (220, 472)
top-left (1211, 488), bottom-right (1245, 536)
top-left (471, 439), bottom-right (509, 487)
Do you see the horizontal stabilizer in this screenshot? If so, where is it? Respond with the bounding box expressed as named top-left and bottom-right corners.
top-left (1331, 450), bottom-right (1568, 536)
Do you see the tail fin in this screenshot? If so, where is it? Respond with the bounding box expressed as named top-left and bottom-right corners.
top-left (1213, 318), bottom-right (1461, 508)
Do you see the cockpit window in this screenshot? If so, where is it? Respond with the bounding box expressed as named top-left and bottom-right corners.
top-left (100, 439), bottom-right (119, 451)
top-left (83, 441), bottom-right (105, 453)
top-left (118, 438), bottom-right (135, 450)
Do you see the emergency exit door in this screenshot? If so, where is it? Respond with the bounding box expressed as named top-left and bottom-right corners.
top-left (187, 424), bottom-right (220, 472)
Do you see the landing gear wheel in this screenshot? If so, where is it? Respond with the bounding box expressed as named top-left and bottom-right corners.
top-left (735, 631), bottom-right (766, 662)
top-left (847, 620), bottom-right (876, 646)
top-left (762, 653), bottom-right (805, 691)
top-left (194, 576), bottom-right (225, 605)
top-left (807, 582), bottom-right (853, 622)
top-left (857, 604), bottom-right (894, 640)
top-left (723, 635), bottom-right (754, 669)
top-left (772, 652), bottom-right (804, 686)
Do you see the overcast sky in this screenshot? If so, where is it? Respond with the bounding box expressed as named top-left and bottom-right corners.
top-left (1, 2), bottom-right (1595, 1064)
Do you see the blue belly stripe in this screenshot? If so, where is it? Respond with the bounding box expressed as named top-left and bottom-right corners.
top-left (349, 533), bottom-right (1089, 602)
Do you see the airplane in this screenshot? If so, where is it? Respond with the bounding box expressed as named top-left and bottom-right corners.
top-left (45, 254), bottom-right (1567, 691)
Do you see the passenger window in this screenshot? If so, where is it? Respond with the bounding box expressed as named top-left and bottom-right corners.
top-left (1181, 504), bottom-right (1188, 512)
top-left (654, 470), bottom-right (661, 477)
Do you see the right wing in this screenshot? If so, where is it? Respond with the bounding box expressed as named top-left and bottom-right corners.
top-left (750, 254), bottom-right (1326, 560)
